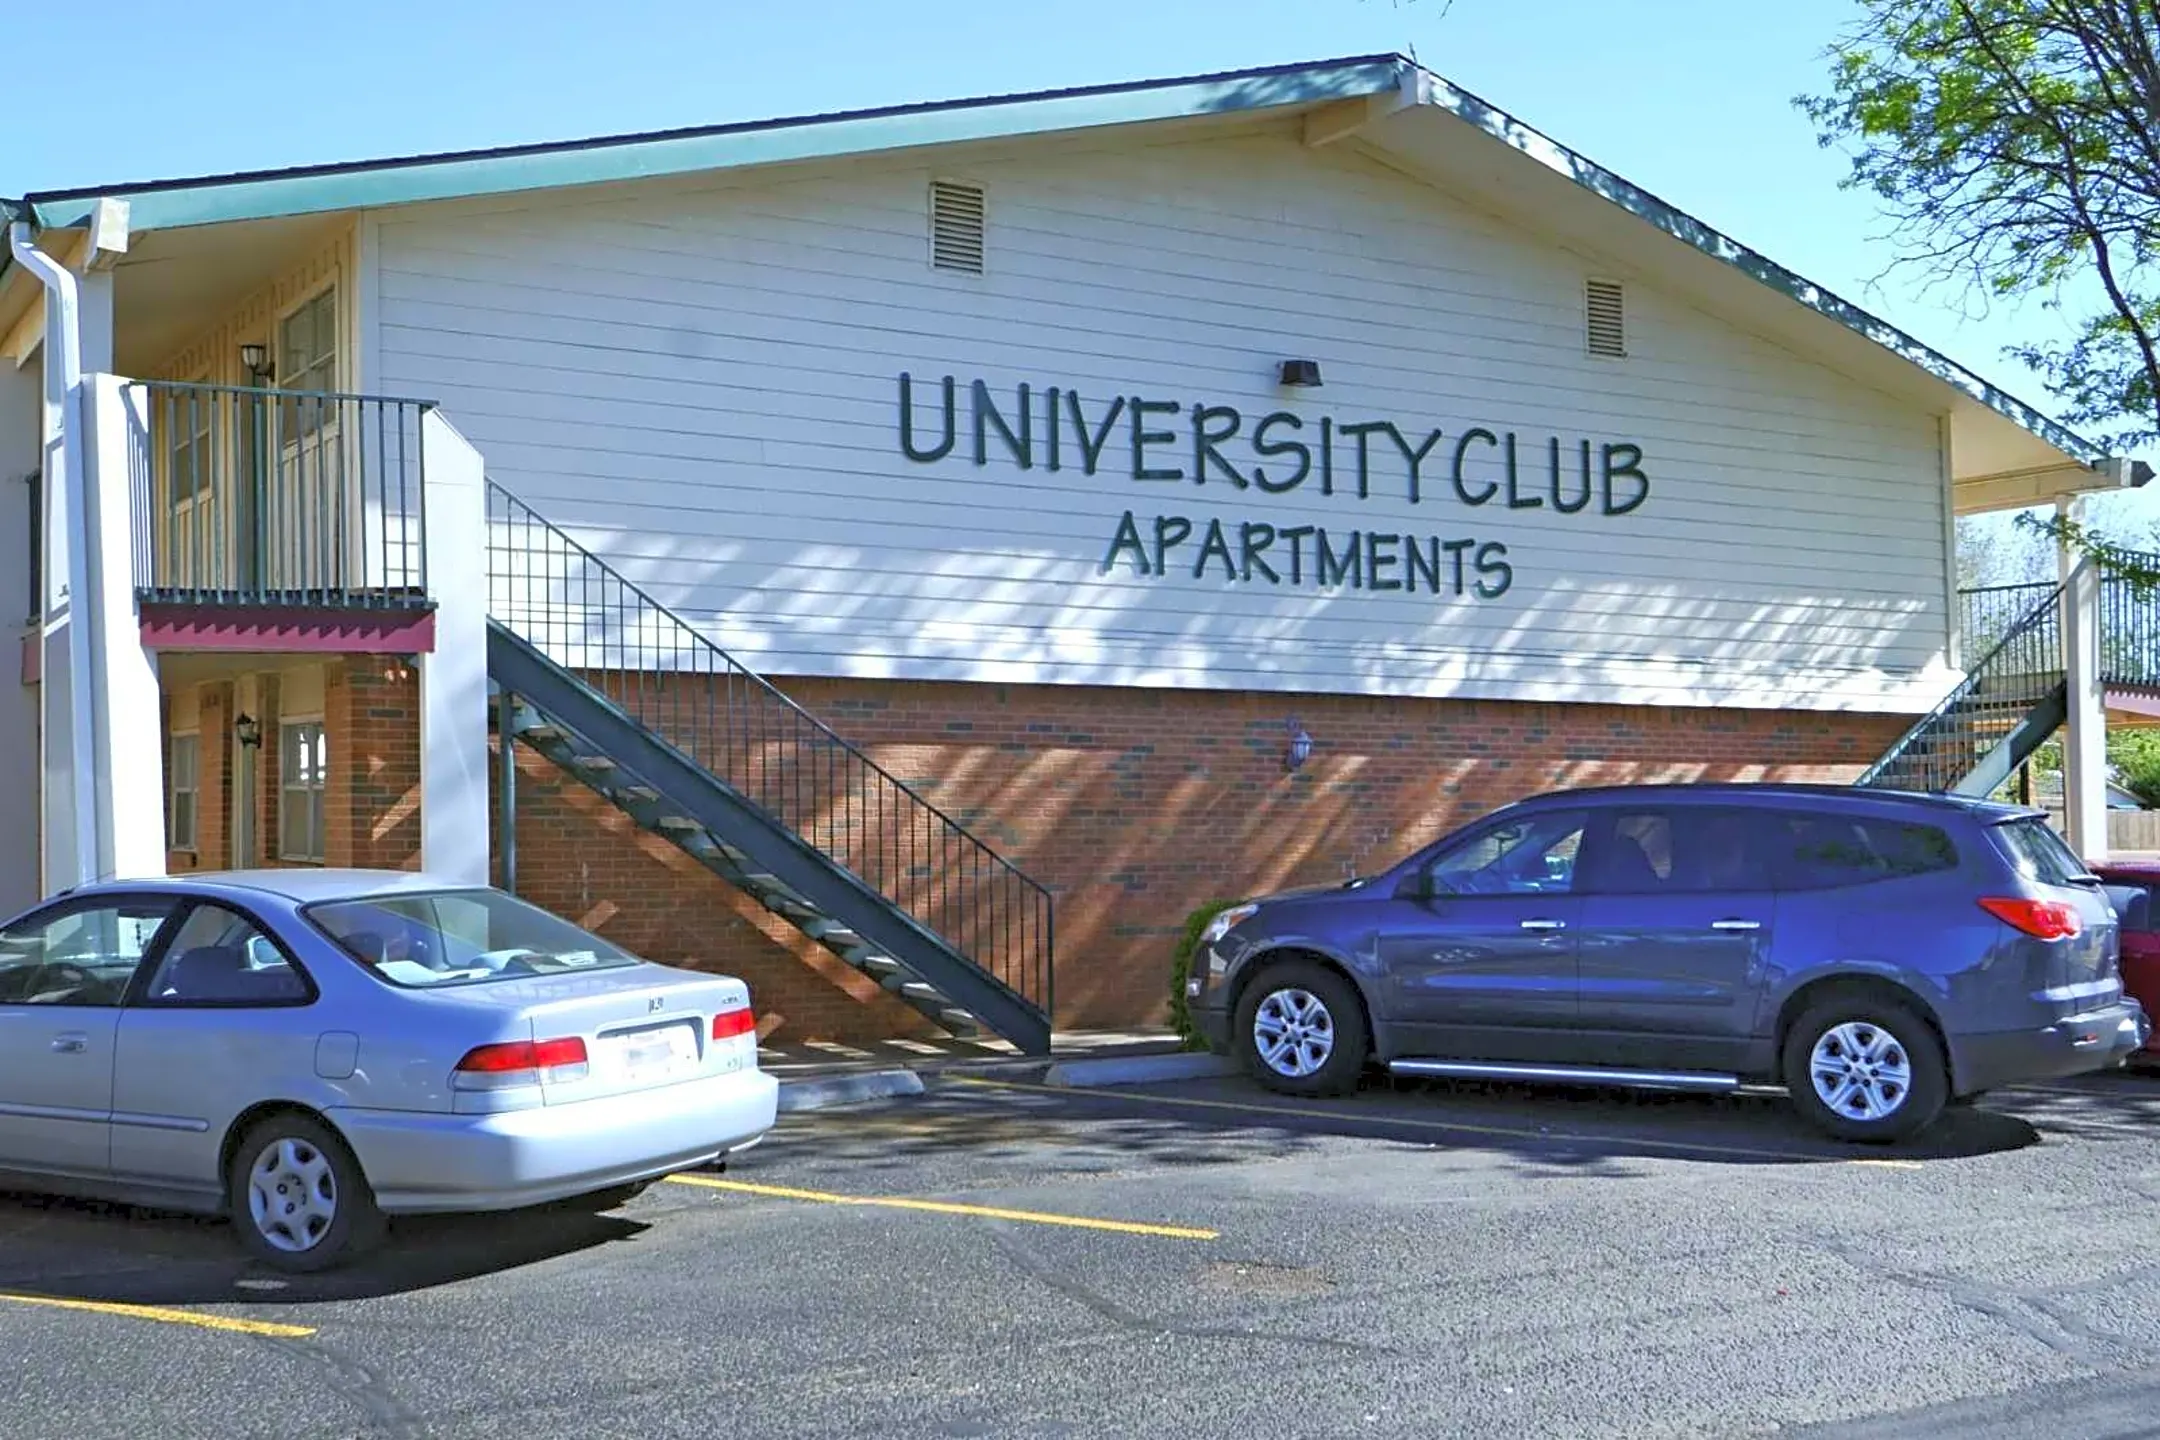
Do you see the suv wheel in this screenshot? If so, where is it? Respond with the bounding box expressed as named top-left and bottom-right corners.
top-left (1782, 997), bottom-right (1947, 1143)
top-left (1234, 960), bottom-right (1369, 1097)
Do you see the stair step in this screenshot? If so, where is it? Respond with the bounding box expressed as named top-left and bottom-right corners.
top-left (518, 722), bottom-right (566, 743)
top-left (898, 981), bottom-right (946, 1003)
top-left (655, 816), bottom-right (702, 832)
top-left (804, 919), bottom-right (861, 943)
top-left (571, 755), bottom-right (618, 772)
top-left (621, 784), bottom-right (659, 801)
top-left (856, 954), bottom-right (903, 976)
top-left (939, 1008), bottom-right (981, 1033)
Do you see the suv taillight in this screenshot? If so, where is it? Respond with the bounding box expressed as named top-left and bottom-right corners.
top-left (1979, 896), bottom-right (2082, 940)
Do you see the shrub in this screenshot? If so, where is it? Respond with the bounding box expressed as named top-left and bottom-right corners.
top-left (1169, 899), bottom-right (1236, 1051)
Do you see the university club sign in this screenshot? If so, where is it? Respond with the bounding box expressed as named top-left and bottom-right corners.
top-left (895, 372), bottom-right (1652, 602)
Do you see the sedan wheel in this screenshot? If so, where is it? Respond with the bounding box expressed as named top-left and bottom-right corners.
top-left (1781, 998), bottom-right (1946, 1143)
top-left (1234, 960), bottom-right (1369, 1097)
top-left (228, 1115), bottom-right (383, 1272)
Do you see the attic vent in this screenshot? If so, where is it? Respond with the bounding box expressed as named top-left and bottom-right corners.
top-left (930, 180), bottom-right (986, 274)
top-left (1585, 278), bottom-right (1626, 358)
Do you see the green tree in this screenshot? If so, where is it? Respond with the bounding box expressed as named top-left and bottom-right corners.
top-left (1801, 1), bottom-right (2160, 454)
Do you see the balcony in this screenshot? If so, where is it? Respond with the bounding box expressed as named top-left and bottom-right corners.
top-left (127, 380), bottom-right (439, 652)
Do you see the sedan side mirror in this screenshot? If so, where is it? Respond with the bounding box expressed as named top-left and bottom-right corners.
top-left (1395, 870), bottom-right (1436, 901)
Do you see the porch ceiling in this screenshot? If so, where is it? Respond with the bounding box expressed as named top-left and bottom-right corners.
top-left (104, 214), bottom-right (346, 374)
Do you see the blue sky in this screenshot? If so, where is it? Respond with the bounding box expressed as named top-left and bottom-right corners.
top-left (0, 0), bottom-right (2136, 548)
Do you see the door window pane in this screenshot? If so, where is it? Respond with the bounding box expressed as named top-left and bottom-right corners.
top-left (170, 733), bottom-right (200, 852)
top-left (1770, 812), bottom-right (1959, 891)
top-left (1580, 808), bottom-right (1773, 894)
top-left (1427, 810), bottom-right (1587, 895)
top-left (0, 899), bottom-right (178, 1006)
top-left (279, 720), bottom-right (327, 863)
top-left (140, 904), bottom-right (311, 1006)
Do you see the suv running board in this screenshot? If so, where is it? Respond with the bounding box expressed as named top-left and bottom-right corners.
top-left (1388, 1059), bottom-right (1740, 1093)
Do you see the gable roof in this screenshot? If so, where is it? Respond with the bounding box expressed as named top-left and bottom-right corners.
top-left (4, 53), bottom-right (2116, 476)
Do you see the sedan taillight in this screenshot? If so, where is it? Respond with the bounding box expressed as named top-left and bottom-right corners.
top-left (713, 1005), bottom-right (757, 1041)
top-left (454, 1036), bottom-right (590, 1088)
top-left (1979, 896), bottom-right (2083, 940)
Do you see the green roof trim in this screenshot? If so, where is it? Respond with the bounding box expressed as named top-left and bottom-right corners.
top-left (22, 56), bottom-right (1404, 232)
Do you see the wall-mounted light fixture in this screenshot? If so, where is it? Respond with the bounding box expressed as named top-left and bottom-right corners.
top-left (239, 344), bottom-right (273, 385)
top-left (234, 712), bottom-right (263, 748)
top-left (1278, 359), bottom-right (1323, 388)
top-left (1284, 717), bottom-right (1314, 772)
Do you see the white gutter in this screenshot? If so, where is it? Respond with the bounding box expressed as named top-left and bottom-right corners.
top-left (9, 223), bottom-right (99, 890)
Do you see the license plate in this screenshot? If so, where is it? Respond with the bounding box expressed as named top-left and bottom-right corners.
top-left (605, 1022), bottom-right (698, 1080)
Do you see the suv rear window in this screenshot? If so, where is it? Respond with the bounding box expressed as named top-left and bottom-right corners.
top-left (1992, 817), bottom-right (2089, 887)
top-left (1767, 812), bottom-right (1959, 890)
top-left (308, 889), bottom-right (641, 988)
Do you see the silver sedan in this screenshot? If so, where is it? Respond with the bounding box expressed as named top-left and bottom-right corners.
top-left (0, 870), bottom-right (779, 1270)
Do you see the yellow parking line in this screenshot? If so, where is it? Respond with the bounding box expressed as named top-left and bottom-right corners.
top-left (952, 1076), bottom-right (1905, 1168)
top-left (0, 1291), bottom-right (314, 1338)
top-left (664, 1174), bottom-right (1217, 1240)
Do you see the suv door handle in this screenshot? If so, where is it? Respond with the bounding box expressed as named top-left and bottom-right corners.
top-left (1711, 919), bottom-right (1762, 932)
top-left (49, 1033), bottom-right (88, 1054)
top-left (1519, 919), bottom-right (1566, 933)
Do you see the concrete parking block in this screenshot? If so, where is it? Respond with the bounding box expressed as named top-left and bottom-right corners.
top-left (1039, 1051), bottom-right (1241, 1088)
top-left (776, 1068), bottom-right (926, 1112)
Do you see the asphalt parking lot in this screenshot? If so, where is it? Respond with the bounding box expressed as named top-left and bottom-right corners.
top-left (2, 1069), bottom-right (2157, 1440)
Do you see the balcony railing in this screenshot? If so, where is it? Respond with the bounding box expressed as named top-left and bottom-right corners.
top-left (127, 380), bottom-right (433, 608)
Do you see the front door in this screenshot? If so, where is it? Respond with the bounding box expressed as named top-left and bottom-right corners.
top-left (1377, 806), bottom-right (1589, 1057)
top-left (1573, 805), bottom-right (1777, 1072)
top-left (0, 897), bottom-right (179, 1176)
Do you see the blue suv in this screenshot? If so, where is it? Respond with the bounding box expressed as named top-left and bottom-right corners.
top-left (1188, 785), bottom-right (2151, 1140)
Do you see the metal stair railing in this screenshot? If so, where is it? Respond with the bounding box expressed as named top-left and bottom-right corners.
top-left (1859, 582), bottom-right (2066, 793)
top-left (2100, 550), bottom-right (2160, 689)
top-left (484, 482), bottom-right (1052, 1021)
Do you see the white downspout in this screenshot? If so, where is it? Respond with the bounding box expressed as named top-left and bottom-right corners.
top-left (9, 223), bottom-right (99, 890)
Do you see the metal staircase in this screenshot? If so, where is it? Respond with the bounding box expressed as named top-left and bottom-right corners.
top-left (483, 483), bottom-right (1054, 1054)
top-left (1859, 583), bottom-right (2065, 795)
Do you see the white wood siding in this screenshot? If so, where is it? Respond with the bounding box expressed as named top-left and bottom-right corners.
top-left (372, 124), bottom-right (1953, 711)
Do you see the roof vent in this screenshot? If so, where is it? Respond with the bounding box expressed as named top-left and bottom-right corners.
top-left (930, 180), bottom-right (986, 274)
top-left (1585, 278), bottom-right (1626, 358)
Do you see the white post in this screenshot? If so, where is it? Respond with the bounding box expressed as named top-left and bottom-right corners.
top-left (418, 409), bottom-right (490, 884)
top-left (2059, 498), bottom-right (2108, 862)
top-left (82, 376), bottom-right (164, 880)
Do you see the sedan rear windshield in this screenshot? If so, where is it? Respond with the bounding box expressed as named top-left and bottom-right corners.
top-left (1991, 817), bottom-right (2092, 888)
top-left (308, 890), bottom-right (640, 988)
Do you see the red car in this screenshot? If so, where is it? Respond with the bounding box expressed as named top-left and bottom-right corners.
top-left (2092, 861), bottom-right (2160, 1068)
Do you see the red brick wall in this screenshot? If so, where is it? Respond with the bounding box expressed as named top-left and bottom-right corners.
top-left (757, 680), bottom-right (1911, 1027)
top-left (173, 659), bottom-right (1909, 1039)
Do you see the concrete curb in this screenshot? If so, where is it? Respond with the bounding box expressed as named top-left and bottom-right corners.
top-left (777, 1069), bottom-right (927, 1113)
top-left (1040, 1051), bottom-right (1241, 1088)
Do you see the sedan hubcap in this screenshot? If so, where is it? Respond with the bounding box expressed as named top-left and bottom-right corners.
top-left (1254, 988), bottom-right (1335, 1077)
top-left (1809, 1021), bottom-right (1912, 1122)
top-left (247, 1137), bottom-right (337, 1253)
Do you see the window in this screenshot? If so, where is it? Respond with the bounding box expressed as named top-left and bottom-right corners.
top-left (0, 898), bottom-right (178, 1006)
top-left (169, 733), bottom-right (200, 852)
top-left (1427, 810), bottom-right (1588, 896)
top-left (139, 904), bottom-right (311, 1006)
top-left (279, 720), bottom-right (327, 863)
top-left (167, 391), bottom-right (213, 504)
top-left (277, 288), bottom-right (339, 439)
top-left (278, 289), bottom-right (338, 394)
top-left (310, 889), bottom-right (641, 989)
top-left (1579, 809), bottom-right (1773, 894)
top-left (1769, 812), bottom-right (1959, 891)
top-left (1992, 817), bottom-right (2088, 887)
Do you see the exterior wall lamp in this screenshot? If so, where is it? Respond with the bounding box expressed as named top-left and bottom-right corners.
top-left (234, 712), bottom-right (263, 748)
top-left (239, 344), bottom-right (273, 385)
top-left (1284, 718), bottom-right (1313, 772)
top-left (1278, 359), bottom-right (1322, 387)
